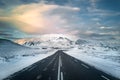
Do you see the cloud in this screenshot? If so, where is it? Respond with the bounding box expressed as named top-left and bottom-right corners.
top-left (91, 18), bottom-right (100, 21)
top-left (0, 2), bottom-right (80, 34)
top-left (87, 7), bottom-right (120, 17)
top-left (89, 0), bottom-right (98, 8)
top-left (100, 26), bottom-right (112, 29)
top-left (87, 0), bottom-right (120, 17)
top-left (0, 9), bottom-right (4, 14)
top-left (0, 0), bottom-right (119, 41)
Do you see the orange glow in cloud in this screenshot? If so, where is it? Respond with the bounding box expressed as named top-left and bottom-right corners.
top-left (0, 3), bottom-right (80, 34)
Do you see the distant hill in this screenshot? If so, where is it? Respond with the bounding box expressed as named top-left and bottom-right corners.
top-left (0, 39), bottom-right (30, 58)
top-left (15, 34), bottom-right (76, 49)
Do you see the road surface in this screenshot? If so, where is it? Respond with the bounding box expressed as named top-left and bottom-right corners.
top-left (4, 50), bottom-right (120, 80)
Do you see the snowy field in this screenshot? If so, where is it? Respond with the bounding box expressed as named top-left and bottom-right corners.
top-left (0, 35), bottom-right (120, 79)
top-left (0, 49), bottom-right (57, 80)
top-left (0, 35), bottom-right (74, 80)
top-left (64, 46), bottom-right (120, 79)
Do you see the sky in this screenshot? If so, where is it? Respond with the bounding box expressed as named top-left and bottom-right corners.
top-left (0, 0), bottom-right (120, 41)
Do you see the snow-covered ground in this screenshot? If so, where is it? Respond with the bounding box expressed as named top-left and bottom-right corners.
top-left (15, 34), bottom-right (76, 49)
top-left (0, 39), bottom-right (57, 80)
top-left (64, 46), bottom-right (120, 79)
top-left (0, 35), bottom-right (76, 80)
top-left (15, 35), bottom-right (120, 79)
top-left (0, 34), bottom-right (120, 79)
top-left (0, 49), bottom-right (57, 80)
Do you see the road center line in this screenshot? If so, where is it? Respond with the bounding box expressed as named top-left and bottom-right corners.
top-left (60, 56), bottom-right (62, 67)
top-left (101, 75), bottom-right (110, 80)
top-left (61, 72), bottom-right (63, 80)
top-left (57, 55), bottom-right (64, 80)
top-left (57, 55), bottom-right (61, 80)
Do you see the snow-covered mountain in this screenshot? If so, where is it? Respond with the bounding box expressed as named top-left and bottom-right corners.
top-left (75, 38), bottom-right (120, 51)
top-left (0, 39), bottom-right (28, 58)
top-left (0, 35), bottom-right (120, 79)
top-left (0, 39), bottom-right (43, 60)
top-left (75, 39), bottom-right (89, 45)
top-left (15, 34), bottom-right (76, 49)
top-left (0, 38), bottom-right (56, 80)
top-left (15, 34), bottom-right (120, 52)
top-left (14, 34), bottom-right (120, 61)
top-left (65, 38), bottom-right (120, 79)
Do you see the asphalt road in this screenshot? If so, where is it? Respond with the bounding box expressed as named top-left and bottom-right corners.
top-left (4, 50), bottom-right (120, 80)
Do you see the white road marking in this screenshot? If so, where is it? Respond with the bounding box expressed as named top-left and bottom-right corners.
top-left (60, 56), bottom-right (62, 67)
top-left (28, 66), bottom-right (36, 71)
top-left (57, 55), bottom-right (64, 80)
top-left (61, 72), bottom-right (64, 80)
top-left (74, 59), bottom-right (78, 62)
top-left (48, 54), bottom-right (57, 66)
top-left (81, 63), bottom-right (89, 69)
top-left (57, 55), bottom-right (61, 80)
top-left (36, 75), bottom-right (42, 79)
top-left (43, 54), bottom-right (57, 71)
top-left (52, 61), bottom-right (57, 71)
top-left (101, 75), bottom-right (110, 80)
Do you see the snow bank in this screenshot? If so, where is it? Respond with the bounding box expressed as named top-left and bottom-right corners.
top-left (0, 50), bottom-right (57, 80)
top-left (64, 47), bottom-right (120, 79)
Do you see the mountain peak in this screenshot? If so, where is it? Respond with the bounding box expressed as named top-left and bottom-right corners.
top-left (15, 34), bottom-right (77, 49)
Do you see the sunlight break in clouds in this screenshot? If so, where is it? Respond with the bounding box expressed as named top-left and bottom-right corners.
top-left (0, 2), bottom-right (80, 34)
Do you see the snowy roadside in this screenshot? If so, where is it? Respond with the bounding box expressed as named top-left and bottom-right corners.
top-left (64, 47), bottom-right (120, 79)
top-left (0, 49), bottom-right (57, 80)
